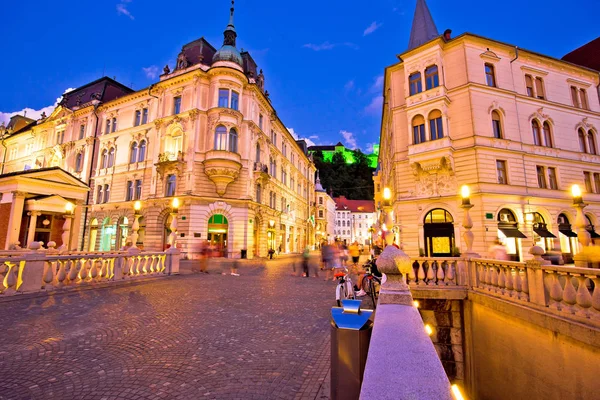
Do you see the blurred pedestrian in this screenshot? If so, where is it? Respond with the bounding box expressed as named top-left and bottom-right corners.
top-left (488, 239), bottom-right (509, 260)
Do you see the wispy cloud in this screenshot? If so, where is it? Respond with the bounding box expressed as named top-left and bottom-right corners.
top-left (344, 80), bottom-right (355, 91)
top-left (142, 65), bottom-right (159, 79)
top-left (0, 88), bottom-right (75, 126)
top-left (340, 130), bottom-right (358, 149)
top-left (363, 21), bottom-right (383, 36)
top-left (365, 143), bottom-right (376, 153)
top-left (308, 135), bottom-right (319, 140)
top-left (116, 0), bottom-right (134, 20)
top-left (288, 128), bottom-right (318, 147)
top-left (303, 42), bottom-right (358, 51)
top-left (372, 75), bottom-right (384, 91)
top-left (364, 95), bottom-right (383, 115)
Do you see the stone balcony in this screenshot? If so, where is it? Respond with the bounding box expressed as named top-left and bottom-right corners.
top-left (253, 161), bottom-right (270, 183)
top-left (203, 150), bottom-right (242, 196)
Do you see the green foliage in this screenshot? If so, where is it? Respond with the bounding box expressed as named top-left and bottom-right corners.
top-left (313, 149), bottom-right (375, 200)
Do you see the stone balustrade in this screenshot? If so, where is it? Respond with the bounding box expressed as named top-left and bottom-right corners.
top-left (408, 257), bottom-right (462, 286)
top-left (0, 250), bottom-right (177, 296)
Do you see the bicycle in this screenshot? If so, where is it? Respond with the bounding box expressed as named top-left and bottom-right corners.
top-left (361, 259), bottom-right (382, 309)
top-left (334, 268), bottom-right (355, 307)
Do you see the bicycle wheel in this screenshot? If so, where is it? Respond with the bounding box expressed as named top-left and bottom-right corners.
top-left (336, 283), bottom-right (347, 307)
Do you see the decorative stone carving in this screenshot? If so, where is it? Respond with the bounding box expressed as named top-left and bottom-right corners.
top-left (154, 118), bottom-right (164, 129)
top-left (411, 157), bottom-right (456, 196)
top-left (188, 109), bottom-right (200, 121)
top-left (203, 150), bottom-right (242, 196)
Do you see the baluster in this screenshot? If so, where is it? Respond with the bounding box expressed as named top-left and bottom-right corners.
top-left (89, 259), bottom-right (99, 282)
top-left (575, 275), bottom-right (593, 318)
top-left (408, 261), bottom-right (417, 285)
top-left (143, 256), bottom-right (151, 274)
top-left (79, 259), bottom-right (89, 282)
top-left (157, 255), bottom-right (165, 273)
top-left (497, 266), bottom-right (506, 294)
top-left (513, 267), bottom-right (522, 298)
top-left (490, 265), bottom-right (499, 291)
top-left (0, 262), bottom-right (7, 294)
top-left (133, 256), bottom-right (141, 276)
top-left (548, 271), bottom-right (563, 310)
top-left (476, 263), bottom-right (485, 288)
top-left (426, 262), bottom-right (435, 285)
top-left (445, 261), bottom-right (455, 285)
top-left (2, 262), bottom-right (18, 295)
top-left (56, 260), bottom-right (68, 288)
top-left (483, 264), bottom-right (492, 289)
top-left (520, 267), bottom-right (530, 301)
top-left (591, 277), bottom-right (600, 313)
top-left (561, 273), bottom-right (578, 314)
top-left (151, 255), bottom-right (160, 274)
top-left (68, 259), bottom-right (80, 284)
top-left (43, 261), bottom-right (55, 289)
top-left (417, 261), bottom-right (426, 285)
top-left (505, 266), bottom-right (514, 296)
top-left (122, 256), bottom-right (131, 278)
top-left (436, 261), bottom-right (445, 285)
top-left (98, 259), bottom-right (107, 281)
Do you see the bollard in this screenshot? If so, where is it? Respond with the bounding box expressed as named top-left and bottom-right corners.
top-left (331, 299), bottom-right (373, 400)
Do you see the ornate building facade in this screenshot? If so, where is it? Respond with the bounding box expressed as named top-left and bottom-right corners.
top-left (333, 196), bottom-right (375, 245)
top-left (376, 0), bottom-right (600, 262)
top-left (314, 174), bottom-right (336, 245)
top-left (0, 4), bottom-right (316, 258)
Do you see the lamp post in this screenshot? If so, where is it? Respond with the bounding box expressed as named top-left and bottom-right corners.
top-left (130, 200), bottom-right (142, 251)
top-left (572, 184), bottom-right (591, 249)
top-left (460, 185), bottom-right (475, 255)
top-left (168, 198), bottom-right (180, 247)
top-left (58, 202), bottom-right (74, 252)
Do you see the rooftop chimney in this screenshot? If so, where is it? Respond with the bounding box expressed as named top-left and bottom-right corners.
top-left (443, 29), bottom-right (452, 40)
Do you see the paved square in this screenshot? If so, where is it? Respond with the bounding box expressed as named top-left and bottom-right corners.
top-left (0, 259), bottom-right (347, 399)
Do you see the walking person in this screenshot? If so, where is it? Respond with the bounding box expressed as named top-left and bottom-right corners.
top-left (488, 239), bottom-right (509, 260)
top-left (322, 242), bottom-right (335, 281)
top-left (302, 246), bottom-right (311, 278)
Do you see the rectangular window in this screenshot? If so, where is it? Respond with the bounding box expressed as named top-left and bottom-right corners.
top-left (166, 174), bottom-right (176, 197)
top-left (96, 185), bottom-right (103, 204)
top-left (584, 171), bottom-right (593, 193)
top-left (79, 124), bottom-right (85, 140)
top-left (548, 168), bottom-right (558, 190)
top-left (319, 210), bottom-right (324, 218)
top-left (594, 173), bottom-right (600, 194)
top-left (126, 180), bottom-right (134, 201)
top-left (103, 184), bottom-right (110, 203)
top-left (571, 86), bottom-right (580, 108)
top-left (409, 72), bottom-right (422, 95)
top-left (536, 166), bottom-right (547, 189)
top-left (580, 89), bottom-right (589, 110)
top-left (105, 119), bottom-right (111, 134)
top-left (525, 75), bottom-right (534, 97)
top-left (413, 124), bottom-right (426, 144)
top-left (218, 89), bottom-right (229, 108)
top-left (173, 96), bottom-right (182, 115)
top-left (135, 179), bottom-right (142, 200)
top-left (134, 110), bottom-right (141, 126)
top-left (56, 131), bottom-right (64, 145)
top-left (496, 160), bottom-right (507, 184)
top-left (259, 114), bottom-right (263, 130)
top-left (425, 66), bottom-right (439, 90)
top-left (535, 77), bottom-right (545, 100)
top-left (485, 63), bottom-right (496, 87)
top-left (319, 197), bottom-right (323, 205)
top-left (231, 91), bottom-right (239, 110)
top-left (430, 117), bottom-right (443, 140)
top-left (111, 118), bottom-right (117, 133)
top-left (142, 108), bottom-right (148, 124)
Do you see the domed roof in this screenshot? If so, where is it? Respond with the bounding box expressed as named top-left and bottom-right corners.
top-left (213, 45), bottom-right (243, 66)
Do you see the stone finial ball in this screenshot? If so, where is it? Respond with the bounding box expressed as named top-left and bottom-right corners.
top-left (47, 241), bottom-right (56, 248)
top-left (28, 242), bottom-right (41, 250)
top-left (529, 245), bottom-right (544, 256)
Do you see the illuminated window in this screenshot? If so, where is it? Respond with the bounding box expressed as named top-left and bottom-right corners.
top-left (409, 72), bottom-right (422, 95)
top-left (425, 65), bottom-right (439, 90)
top-left (492, 110), bottom-right (503, 138)
top-left (428, 110), bottom-right (443, 140)
top-left (485, 63), bottom-right (496, 87)
top-left (412, 115), bottom-right (426, 144)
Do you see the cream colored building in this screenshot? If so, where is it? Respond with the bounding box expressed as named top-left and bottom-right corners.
top-left (333, 196), bottom-right (376, 245)
top-left (376, 0), bottom-right (600, 262)
top-left (314, 173), bottom-right (336, 245)
top-left (0, 4), bottom-right (315, 258)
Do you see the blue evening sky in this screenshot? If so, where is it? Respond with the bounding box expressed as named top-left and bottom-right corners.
top-left (1, 0), bottom-right (598, 152)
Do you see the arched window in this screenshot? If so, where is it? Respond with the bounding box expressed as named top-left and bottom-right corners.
top-left (412, 115), bottom-right (426, 144)
top-left (214, 125), bottom-right (228, 150)
top-left (138, 140), bottom-right (147, 161)
top-left (100, 149), bottom-right (108, 169)
top-left (425, 65), bottom-right (439, 90)
top-left (255, 143), bottom-right (261, 163)
top-left (542, 122), bottom-right (553, 148)
top-left (525, 75), bottom-right (534, 97)
top-left (578, 128), bottom-right (587, 153)
top-left (532, 120), bottom-right (542, 146)
top-left (428, 110), bottom-right (443, 140)
top-left (409, 72), bottom-right (422, 95)
top-left (130, 142), bottom-right (138, 164)
top-left (424, 209), bottom-right (454, 223)
top-left (491, 110), bottom-right (503, 138)
top-left (588, 130), bottom-right (597, 155)
top-left (107, 147), bottom-right (115, 167)
top-left (228, 128), bottom-right (238, 153)
top-left (75, 153), bottom-right (83, 172)
top-left (166, 174), bottom-right (176, 197)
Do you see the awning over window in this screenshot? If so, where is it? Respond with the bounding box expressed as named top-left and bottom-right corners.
top-left (559, 229), bottom-right (578, 238)
top-left (533, 227), bottom-right (557, 238)
top-left (499, 227), bottom-right (527, 238)
top-left (587, 228), bottom-right (600, 239)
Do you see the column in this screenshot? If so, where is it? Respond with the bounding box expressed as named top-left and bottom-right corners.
top-left (26, 211), bottom-right (41, 247)
top-left (5, 191), bottom-right (26, 250)
top-left (70, 202), bottom-right (84, 251)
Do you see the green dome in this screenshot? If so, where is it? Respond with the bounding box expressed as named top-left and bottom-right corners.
top-left (212, 45), bottom-right (243, 66)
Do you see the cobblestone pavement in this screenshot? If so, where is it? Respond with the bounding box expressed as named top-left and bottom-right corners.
top-left (0, 258), bottom-right (357, 400)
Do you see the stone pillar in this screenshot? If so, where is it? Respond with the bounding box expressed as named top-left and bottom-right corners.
top-left (165, 247), bottom-right (180, 275)
top-left (26, 211), bottom-right (41, 248)
top-left (376, 233), bottom-right (414, 305)
top-left (19, 245), bottom-right (47, 293)
top-left (525, 246), bottom-right (547, 306)
top-left (5, 191), bottom-right (26, 250)
top-left (58, 215), bottom-right (73, 252)
top-left (70, 202), bottom-right (83, 251)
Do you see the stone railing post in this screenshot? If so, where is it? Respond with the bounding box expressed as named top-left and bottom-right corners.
top-left (113, 255), bottom-right (124, 280)
top-left (376, 234), bottom-right (413, 305)
top-left (165, 248), bottom-right (180, 275)
top-left (20, 246), bottom-right (47, 293)
top-left (526, 246), bottom-right (547, 306)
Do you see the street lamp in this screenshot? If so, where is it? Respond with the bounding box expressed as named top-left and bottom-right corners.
top-left (59, 202), bottom-right (74, 252)
top-left (130, 200), bottom-right (142, 251)
top-left (571, 184), bottom-right (591, 249)
top-left (168, 198), bottom-right (179, 247)
top-left (460, 185), bottom-right (475, 255)
top-left (383, 187), bottom-right (392, 207)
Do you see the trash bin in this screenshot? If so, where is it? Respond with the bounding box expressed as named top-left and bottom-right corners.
top-left (330, 299), bottom-right (374, 400)
top-left (240, 249), bottom-right (247, 259)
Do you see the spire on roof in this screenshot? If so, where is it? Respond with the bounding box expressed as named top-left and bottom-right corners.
top-left (212, 0), bottom-right (243, 67)
top-left (407, 0), bottom-right (439, 51)
top-left (315, 171), bottom-right (326, 192)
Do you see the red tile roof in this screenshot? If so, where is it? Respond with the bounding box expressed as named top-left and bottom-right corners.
top-left (334, 196), bottom-right (375, 213)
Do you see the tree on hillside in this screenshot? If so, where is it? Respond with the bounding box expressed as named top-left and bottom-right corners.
top-left (312, 149), bottom-right (375, 200)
